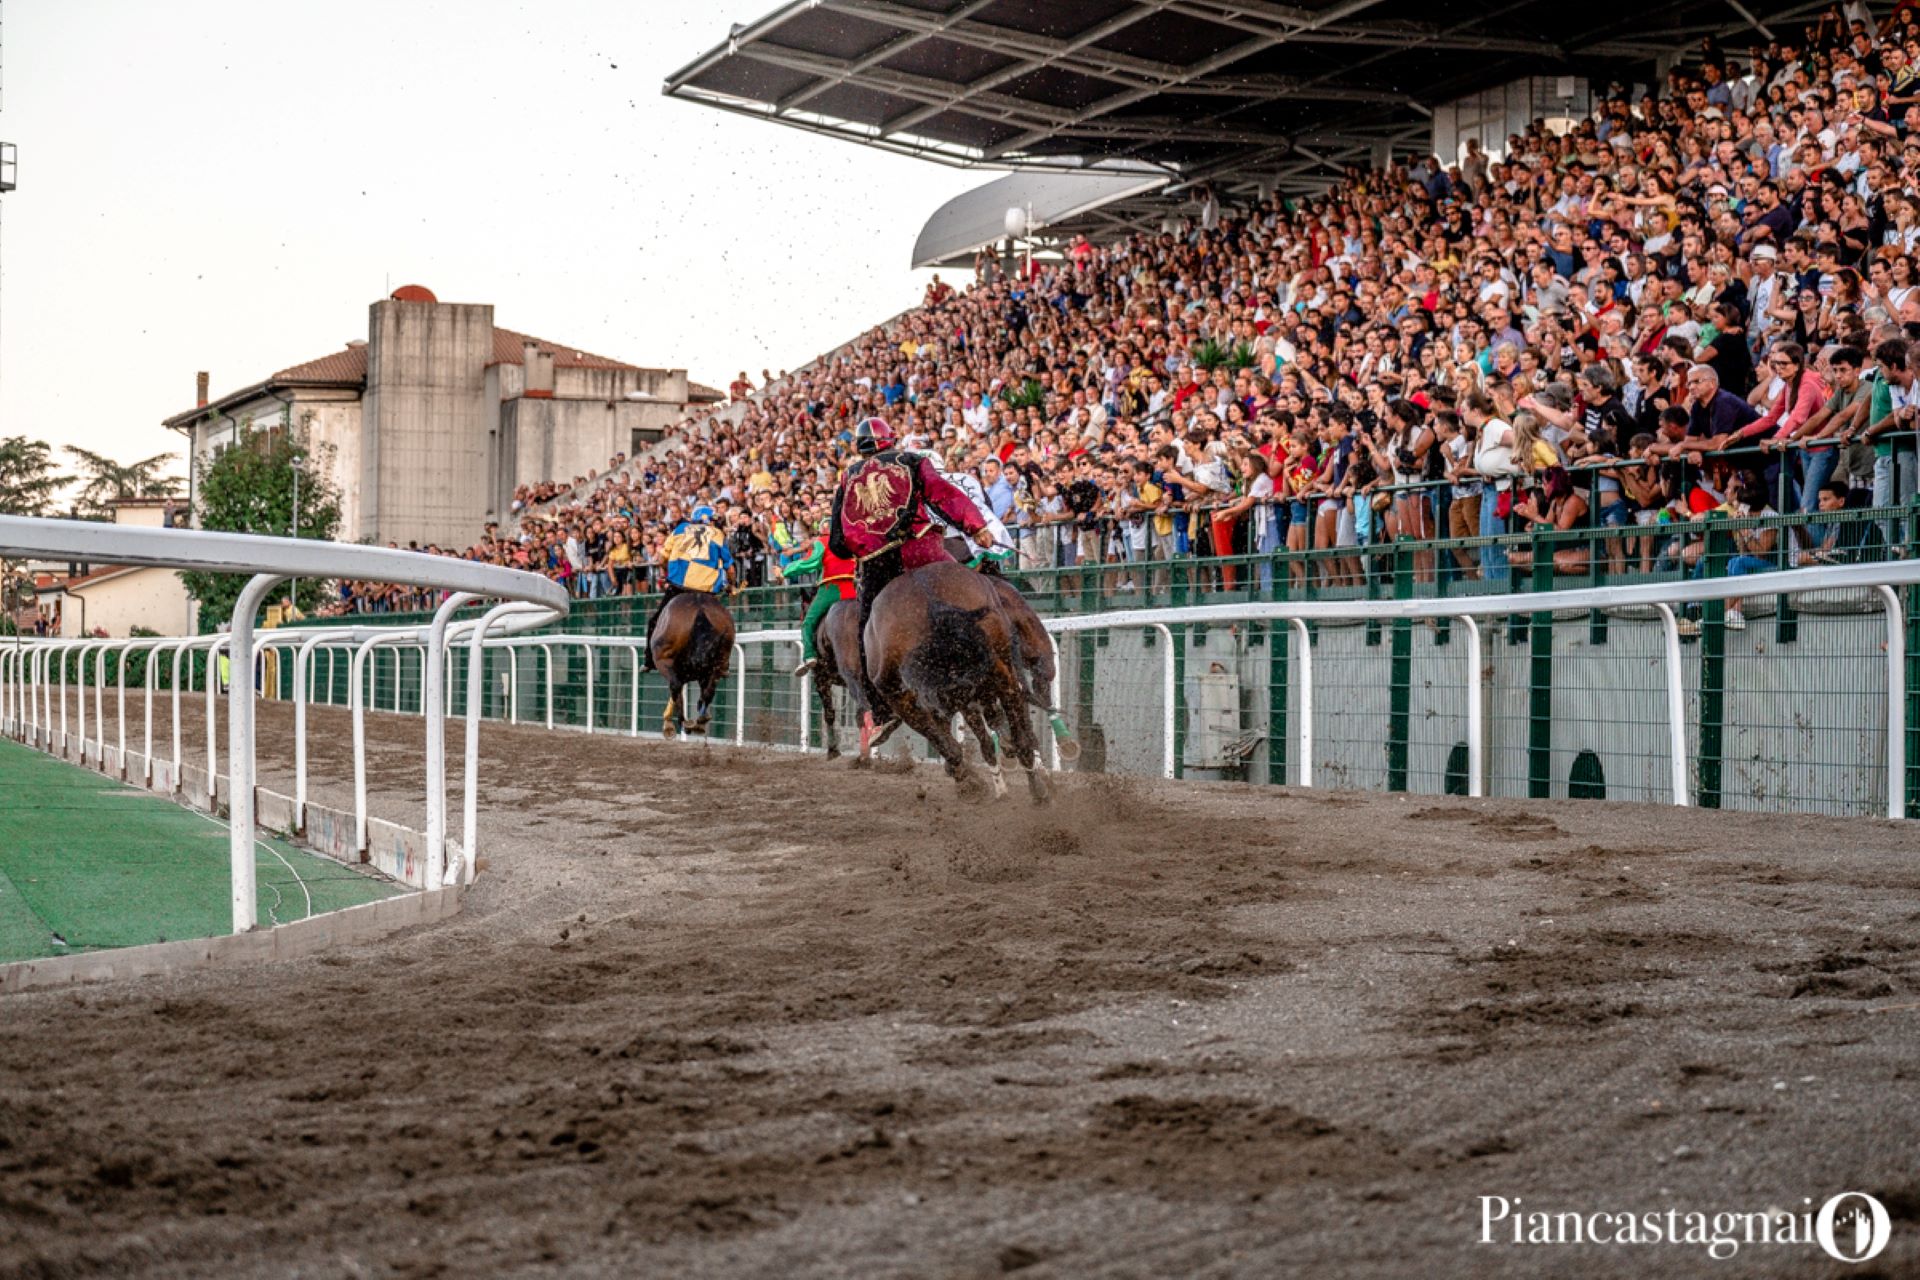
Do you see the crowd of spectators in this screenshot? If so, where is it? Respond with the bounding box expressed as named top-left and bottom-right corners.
top-left (324, 1), bottom-right (1920, 618)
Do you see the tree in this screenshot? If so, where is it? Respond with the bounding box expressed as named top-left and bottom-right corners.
top-left (64, 446), bottom-right (182, 520)
top-left (0, 436), bottom-right (67, 516)
top-left (179, 423), bottom-right (341, 628)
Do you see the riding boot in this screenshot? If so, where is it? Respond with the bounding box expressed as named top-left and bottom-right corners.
top-left (640, 586), bottom-right (679, 671)
top-left (640, 605), bottom-right (662, 670)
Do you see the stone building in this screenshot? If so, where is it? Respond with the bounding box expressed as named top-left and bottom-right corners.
top-left (162, 285), bottom-right (721, 548)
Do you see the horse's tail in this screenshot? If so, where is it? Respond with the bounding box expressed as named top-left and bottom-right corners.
top-left (911, 600), bottom-right (998, 700)
top-left (683, 605), bottom-right (730, 679)
top-left (1007, 625), bottom-right (1056, 712)
top-left (991, 588), bottom-right (1056, 713)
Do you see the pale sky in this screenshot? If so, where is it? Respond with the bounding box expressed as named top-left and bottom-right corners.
top-left (4, 0), bottom-right (984, 478)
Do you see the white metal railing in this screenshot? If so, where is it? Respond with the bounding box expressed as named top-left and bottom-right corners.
top-left (1030, 559), bottom-right (1913, 816)
top-left (68, 559), bottom-right (1913, 827)
top-left (0, 515), bottom-right (568, 933)
top-left (289, 560), bottom-right (1918, 820)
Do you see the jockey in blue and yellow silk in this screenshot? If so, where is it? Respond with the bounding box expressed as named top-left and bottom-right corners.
top-left (642, 505), bottom-right (734, 670)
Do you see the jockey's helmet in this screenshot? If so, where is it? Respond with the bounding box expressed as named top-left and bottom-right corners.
top-left (852, 417), bottom-right (895, 455)
top-left (691, 505), bottom-right (716, 524)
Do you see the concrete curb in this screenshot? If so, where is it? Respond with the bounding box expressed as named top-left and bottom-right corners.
top-left (0, 885), bottom-right (463, 995)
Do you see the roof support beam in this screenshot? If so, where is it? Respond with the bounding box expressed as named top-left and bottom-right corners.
top-left (983, 0), bottom-right (1392, 161)
top-left (880, 2), bottom-right (1181, 140)
top-left (818, 0), bottom-right (1196, 87)
top-left (736, 43), bottom-right (1072, 131)
top-left (1168, 1), bottom-right (1567, 56)
top-left (1724, 0), bottom-right (1777, 39)
top-left (777, 0), bottom-right (1004, 113)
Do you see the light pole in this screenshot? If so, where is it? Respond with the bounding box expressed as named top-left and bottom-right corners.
top-left (287, 452), bottom-right (303, 616)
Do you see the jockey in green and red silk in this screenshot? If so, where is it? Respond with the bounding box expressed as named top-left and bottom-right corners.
top-left (778, 518), bottom-right (857, 679)
top-left (829, 416), bottom-right (993, 711)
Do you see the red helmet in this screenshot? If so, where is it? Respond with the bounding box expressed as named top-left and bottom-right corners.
top-left (853, 417), bottom-right (895, 455)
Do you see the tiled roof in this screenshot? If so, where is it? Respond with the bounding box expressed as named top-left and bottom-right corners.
top-left (273, 345), bottom-right (369, 385)
top-left (492, 327), bottom-right (641, 371)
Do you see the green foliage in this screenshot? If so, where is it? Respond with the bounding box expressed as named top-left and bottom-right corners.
top-left (1192, 339), bottom-right (1257, 372)
top-left (63, 447), bottom-right (181, 520)
top-left (120, 625), bottom-right (162, 686)
top-left (999, 378), bottom-right (1046, 410)
top-left (0, 436), bottom-right (67, 516)
top-left (179, 426), bottom-right (341, 629)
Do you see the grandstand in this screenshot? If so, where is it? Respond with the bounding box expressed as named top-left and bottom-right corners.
top-left (392, 0), bottom-right (1914, 619)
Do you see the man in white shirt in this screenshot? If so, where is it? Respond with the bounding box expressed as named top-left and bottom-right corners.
top-left (962, 390), bottom-right (990, 436)
top-left (1746, 245), bottom-right (1783, 355)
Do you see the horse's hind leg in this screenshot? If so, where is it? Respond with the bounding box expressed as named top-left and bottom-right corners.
top-left (818, 678), bottom-right (840, 760)
top-left (963, 705), bottom-right (1006, 799)
top-left (893, 688), bottom-right (984, 796)
top-left (695, 674), bottom-right (719, 735)
top-left (1002, 686), bottom-right (1050, 806)
top-left (661, 673), bottom-right (682, 740)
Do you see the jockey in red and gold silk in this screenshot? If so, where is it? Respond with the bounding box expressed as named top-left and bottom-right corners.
top-left (828, 416), bottom-right (993, 714)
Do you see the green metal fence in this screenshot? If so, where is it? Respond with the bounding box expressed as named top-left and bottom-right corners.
top-left (275, 501), bottom-right (1919, 819)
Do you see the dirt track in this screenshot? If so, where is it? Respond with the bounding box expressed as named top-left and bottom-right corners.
top-left (3, 700), bottom-right (1920, 1278)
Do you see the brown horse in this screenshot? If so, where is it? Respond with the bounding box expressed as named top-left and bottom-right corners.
top-left (863, 560), bottom-right (1051, 803)
top-left (649, 591), bottom-right (734, 738)
top-left (934, 538), bottom-right (1077, 767)
top-left (809, 595), bottom-right (874, 764)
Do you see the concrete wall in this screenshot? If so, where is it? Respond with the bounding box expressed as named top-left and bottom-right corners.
top-left (362, 298), bottom-right (494, 549)
top-left (297, 392), bottom-right (366, 542)
top-left (503, 397), bottom-right (620, 503)
top-left (553, 366), bottom-right (687, 403)
top-left (497, 397), bottom-right (685, 513)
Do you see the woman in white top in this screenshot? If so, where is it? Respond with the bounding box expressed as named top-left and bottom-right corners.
top-left (1886, 254), bottom-right (1920, 324)
top-left (1463, 391), bottom-right (1518, 581)
top-left (1385, 399), bottom-right (1436, 582)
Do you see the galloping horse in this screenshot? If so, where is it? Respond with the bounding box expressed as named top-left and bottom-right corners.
top-left (934, 536), bottom-right (1078, 766)
top-left (649, 591), bottom-right (734, 738)
top-left (808, 595), bottom-right (873, 763)
top-left (863, 561), bottom-right (1052, 803)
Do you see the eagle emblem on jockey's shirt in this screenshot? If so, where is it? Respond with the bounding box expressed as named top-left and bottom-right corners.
top-left (852, 472), bottom-right (893, 520)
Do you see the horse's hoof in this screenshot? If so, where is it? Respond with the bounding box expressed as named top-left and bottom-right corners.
top-left (849, 755), bottom-right (870, 770)
top-left (825, 747), bottom-right (841, 761)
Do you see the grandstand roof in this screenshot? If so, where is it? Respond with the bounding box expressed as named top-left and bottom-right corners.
top-left (912, 163), bottom-right (1168, 267)
top-left (665, 0), bottom-right (1825, 194)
